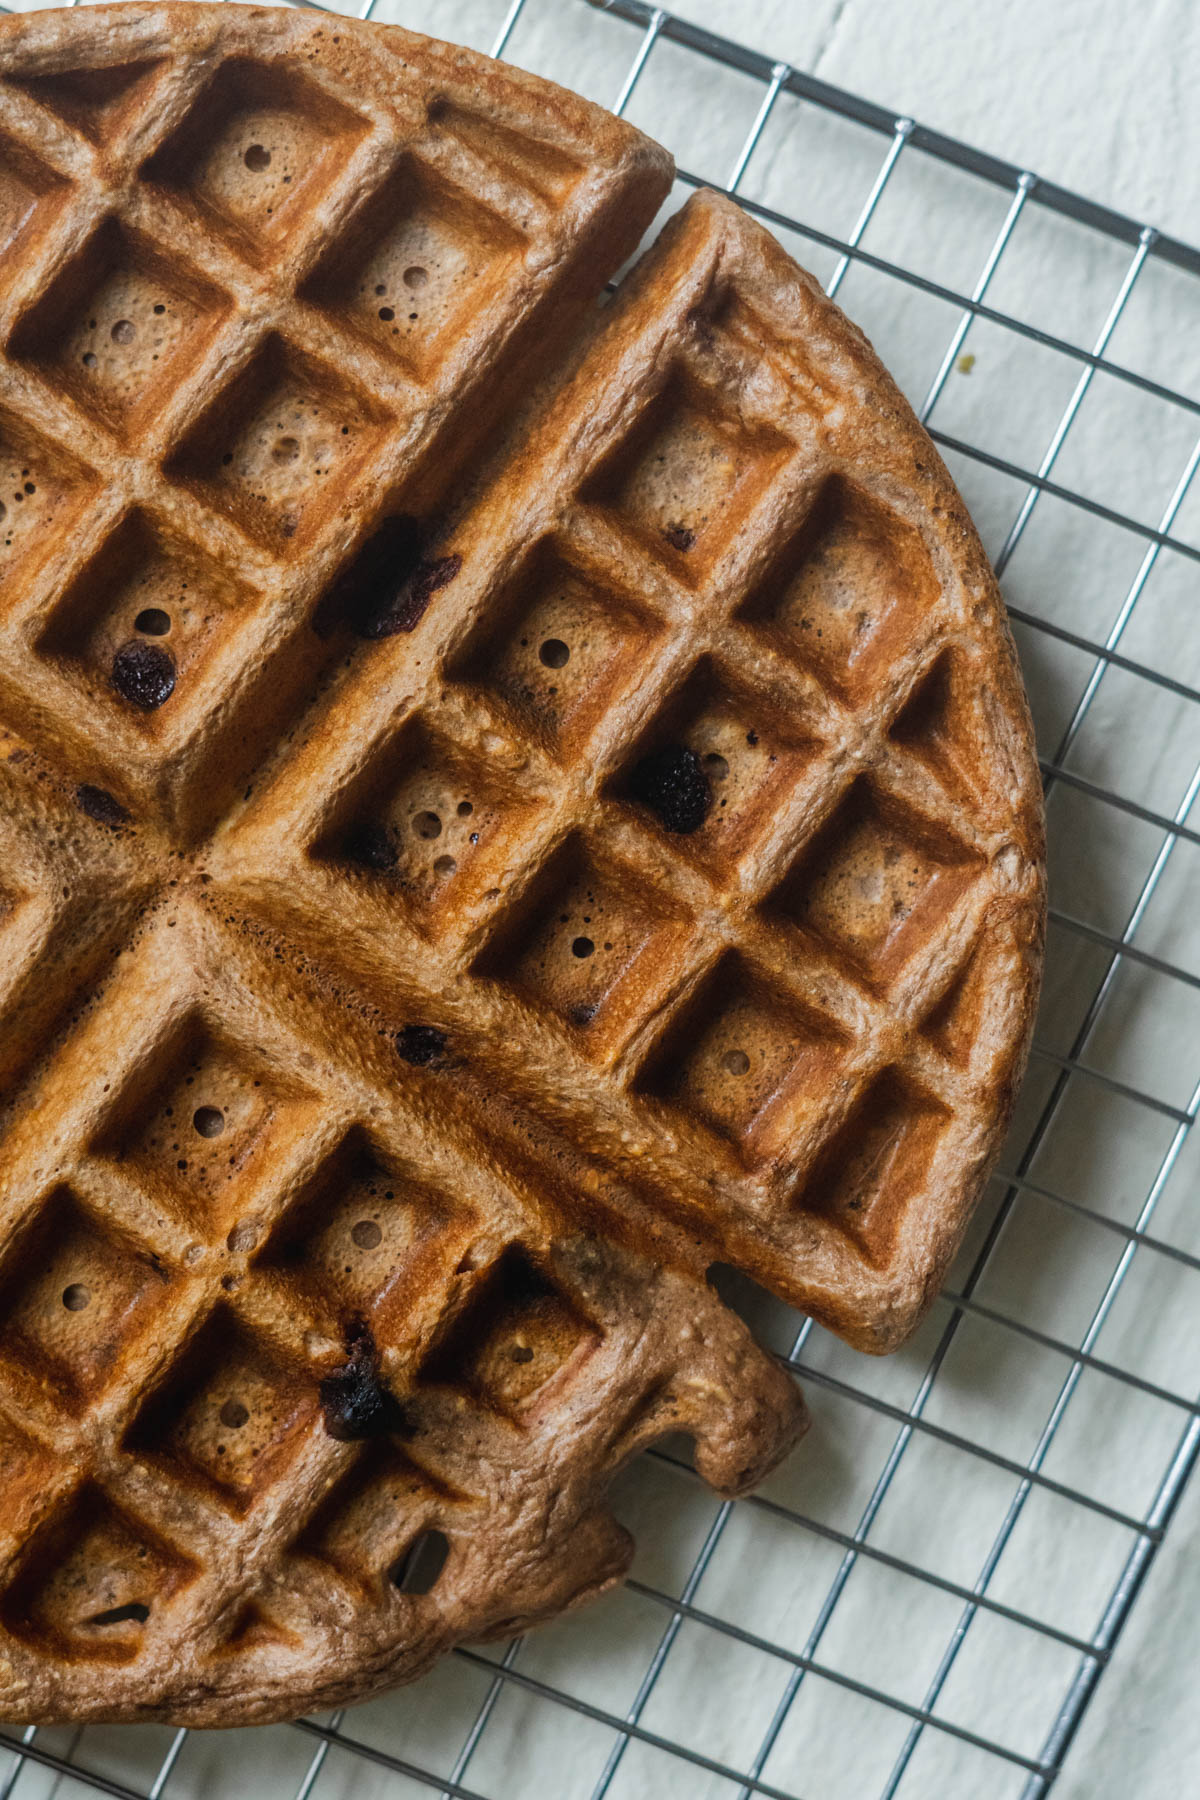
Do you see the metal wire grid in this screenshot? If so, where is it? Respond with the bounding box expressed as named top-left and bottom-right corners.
top-left (2, 0), bottom-right (1200, 1794)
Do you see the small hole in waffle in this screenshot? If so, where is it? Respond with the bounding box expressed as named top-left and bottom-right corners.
top-left (125, 1305), bottom-right (318, 1509)
top-left (0, 1483), bottom-right (193, 1662)
top-left (538, 637), bottom-right (570, 669)
top-left (96, 1016), bottom-right (312, 1231)
top-left (0, 1188), bottom-right (168, 1407)
top-left (314, 713), bottom-right (534, 927)
top-left (0, 405), bottom-right (97, 586)
top-left (133, 606), bottom-right (171, 636)
top-left (392, 1529), bottom-right (449, 1595)
top-left (88, 1601), bottom-right (150, 1627)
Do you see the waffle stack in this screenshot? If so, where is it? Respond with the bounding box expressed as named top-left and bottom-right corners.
top-left (0, 2), bottom-right (1044, 1725)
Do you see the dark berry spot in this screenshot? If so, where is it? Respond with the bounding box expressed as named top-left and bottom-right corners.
top-left (396, 1024), bottom-right (446, 1066)
top-left (569, 1002), bottom-right (597, 1027)
top-left (111, 640), bottom-right (176, 711)
top-left (319, 1318), bottom-right (408, 1442)
top-left (311, 515), bottom-right (423, 638)
top-left (629, 744), bottom-right (711, 834)
top-left (322, 525), bottom-right (461, 639)
top-left (76, 784), bottom-right (129, 827)
top-left (664, 523), bottom-right (696, 552)
top-left (369, 552), bottom-right (462, 638)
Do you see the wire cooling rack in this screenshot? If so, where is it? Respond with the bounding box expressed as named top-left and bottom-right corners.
top-left (3, 0), bottom-right (1200, 1795)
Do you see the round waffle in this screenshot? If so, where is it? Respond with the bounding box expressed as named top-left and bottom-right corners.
top-left (0, 3), bottom-right (1044, 1726)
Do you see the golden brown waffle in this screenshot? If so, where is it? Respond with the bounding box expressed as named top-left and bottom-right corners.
top-left (0, 2), bottom-right (1043, 1726)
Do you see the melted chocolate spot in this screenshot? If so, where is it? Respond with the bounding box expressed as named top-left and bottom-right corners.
top-left (365, 553), bottom-right (462, 639)
top-left (663, 523), bottom-right (696, 552)
top-left (76, 784), bottom-right (129, 826)
top-left (396, 1024), bottom-right (446, 1066)
top-left (311, 515), bottom-right (423, 638)
top-left (111, 641), bottom-right (176, 711)
top-left (629, 744), bottom-right (711, 834)
top-left (344, 820), bottom-right (396, 871)
top-left (312, 519), bottom-right (462, 640)
top-left (319, 1319), bottom-right (408, 1442)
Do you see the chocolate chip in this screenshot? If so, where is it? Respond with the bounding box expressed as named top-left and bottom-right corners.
top-left (396, 1024), bottom-right (446, 1066)
top-left (110, 640), bottom-right (175, 711)
top-left (311, 515), bottom-right (423, 638)
top-left (629, 744), bottom-right (711, 834)
top-left (76, 784), bottom-right (129, 827)
top-left (344, 821), bottom-right (396, 871)
top-left (319, 1318), bottom-right (408, 1442)
top-left (663, 523), bottom-right (696, 552)
top-left (363, 553), bottom-right (461, 639)
top-left (312, 519), bottom-right (462, 639)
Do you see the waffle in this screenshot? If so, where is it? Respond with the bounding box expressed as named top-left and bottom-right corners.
top-left (0, 2), bottom-right (1044, 1727)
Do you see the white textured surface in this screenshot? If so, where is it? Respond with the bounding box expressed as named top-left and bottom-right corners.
top-left (2, 2), bottom-right (1199, 1798)
top-left (673, 0), bottom-right (1200, 241)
